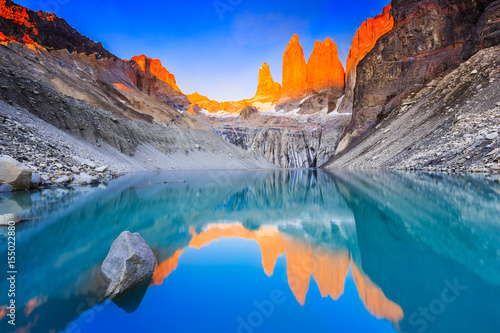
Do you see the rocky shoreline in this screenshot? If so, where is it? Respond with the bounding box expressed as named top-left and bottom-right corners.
top-left (0, 106), bottom-right (122, 193)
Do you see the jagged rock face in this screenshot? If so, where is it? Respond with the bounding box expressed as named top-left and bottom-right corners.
top-left (343, 0), bottom-right (494, 143)
top-left (280, 34), bottom-right (307, 101)
top-left (306, 38), bottom-right (345, 95)
top-left (338, 4), bottom-right (394, 114)
top-left (253, 62), bottom-right (281, 103)
top-left (132, 55), bottom-right (181, 92)
top-left (324, 45), bottom-right (500, 172)
top-left (131, 55), bottom-right (190, 112)
top-left (0, 0), bottom-right (113, 58)
top-left (462, 0), bottom-right (500, 59)
top-left (345, 4), bottom-right (393, 78)
top-left (210, 112), bottom-right (351, 168)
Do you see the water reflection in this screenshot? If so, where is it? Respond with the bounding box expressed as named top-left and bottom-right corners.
top-left (0, 170), bottom-right (499, 333)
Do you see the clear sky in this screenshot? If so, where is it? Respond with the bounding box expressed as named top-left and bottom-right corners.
top-left (17, 0), bottom-right (390, 101)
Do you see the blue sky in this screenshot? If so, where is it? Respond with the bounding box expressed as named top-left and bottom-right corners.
top-left (17, 0), bottom-right (390, 101)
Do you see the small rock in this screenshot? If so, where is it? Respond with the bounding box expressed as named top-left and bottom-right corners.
top-left (41, 174), bottom-right (50, 182)
top-left (95, 166), bottom-right (108, 173)
top-left (383, 128), bottom-right (391, 134)
top-left (72, 173), bottom-right (99, 185)
top-left (194, 144), bottom-right (201, 150)
top-left (54, 175), bottom-right (71, 185)
top-left (55, 163), bottom-right (63, 169)
top-left (101, 231), bottom-right (157, 299)
top-left (486, 133), bottom-right (499, 140)
top-left (30, 173), bottom-right (41, 187)
top-left (0, 213), bottom-right (20, 226)
top-left (71, 166), bottom-right (80, 173)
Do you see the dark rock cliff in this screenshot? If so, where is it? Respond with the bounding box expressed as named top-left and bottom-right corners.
top-left (339, 0), bottom-right (500, 150)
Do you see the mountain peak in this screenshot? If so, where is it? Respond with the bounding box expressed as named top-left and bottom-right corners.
top-left (131, 55), bottom-right (181, 92)
top-left (254, 62), bottom-right (281, 103)
top-left (280, 34), bottom-right (307, 100)
top-left (306, 38), bottom-right (345, 94)
top-left (0, 0), bottom-right (114, 58)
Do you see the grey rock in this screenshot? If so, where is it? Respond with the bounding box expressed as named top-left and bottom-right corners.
top-left (0, 155), bottom-right (32, 191)
top-left (239, 106), bottom-right (259, 120)
top-left (54, 175), bottom-right (71, 184)
top-left (72, 173), bottom-right (99, 185)
top-left (95, 165), bottom-right (108, 173)
top-left (0, 184), bottom-right (14, 192)
top-left (101, 231), bottom-right (156, 299)
top-left (486, 132), bottom-right (499, 140)
top-left (0, 213), bottom-right (20, 226)
top-left (31, 173), bottom-right (41, 186)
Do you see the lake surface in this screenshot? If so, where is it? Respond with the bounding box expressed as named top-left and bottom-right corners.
top-left (1, 169), bottom-right (500, 333)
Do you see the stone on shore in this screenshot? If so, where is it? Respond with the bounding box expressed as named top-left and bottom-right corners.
top-left (72, 173), bottom-right (99, 185)
top-left (101, 231), bottom-right (157, 299)
top-left (0, 156), bottom-right (32, 191)
top-left (0, 213), bottom-right (20, 226)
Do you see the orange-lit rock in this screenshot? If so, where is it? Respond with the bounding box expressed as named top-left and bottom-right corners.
top-left (187, 93), bottom-right (252, 114)
top-left (345, 3), bottom-right (394, 77)
top-left (280, 34), bottom-right (307, 101)
top-left (306, 38), bottom-right (345, 94)
top-left (0, 0), bottom-right (36, 28)
top-left (253, 62), bottom-right (281, 103)
top-left (132, 55), bottom-right (181, 92)
top-left (0, 0), bottom-right (114, 58)
top-left (351, 262), bottom-right (404, 324)
top-left (187, 92), bottom-right (224, 113)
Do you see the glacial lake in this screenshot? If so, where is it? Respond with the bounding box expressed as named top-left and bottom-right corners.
top-left (1, 169), bottom-right (500, 333)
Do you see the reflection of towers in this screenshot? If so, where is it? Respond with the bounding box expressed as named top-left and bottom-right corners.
top-left (152, 223), bottom-right (404, 325)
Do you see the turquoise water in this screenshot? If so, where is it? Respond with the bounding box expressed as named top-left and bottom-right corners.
top-left (1, 170), bottom-right (500, 333)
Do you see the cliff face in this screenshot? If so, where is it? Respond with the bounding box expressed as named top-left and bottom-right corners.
top-left (132, 55), bottom-right (182, 92)
top-left (0, 0), bottom-right (113, 58)
top-left (306, 38), bottom-right (345, 95)
top-left (338, 4), bottom-right (394, 114)
top-left (342, 0), bottom-right (492, 143)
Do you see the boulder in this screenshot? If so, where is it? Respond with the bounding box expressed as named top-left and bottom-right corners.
top-left (54, 175), bottom-right (71, 185)
top-left (0, 213), bottom-right (20, 226)
top-left (72, 173), bottom-right (99, 185)
top-left (240, 106), bottom-right (259, 120)
top-left (95, 165), bottom-right (108, 173)
top-left (101, 231), bottom-right (157, 299)
top-left (0, 156), bottom-right (32, 191)
top-left (30, 173), bottom-right (41, 188)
